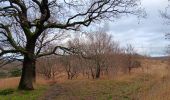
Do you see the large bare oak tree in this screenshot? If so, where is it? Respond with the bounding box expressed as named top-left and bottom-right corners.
top-left (0, 0), bottom-right (143, 90)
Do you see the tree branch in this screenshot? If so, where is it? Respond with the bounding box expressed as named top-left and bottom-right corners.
top-left (0, 49), bottom-right (20, 56)
top-left (37, 46), bottom-right (72, 58)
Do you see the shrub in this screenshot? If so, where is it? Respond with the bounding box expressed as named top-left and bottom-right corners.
top-left (0, 70), bottom-right (8, 78)
top-left (10, 68), bottom-right (22, 77)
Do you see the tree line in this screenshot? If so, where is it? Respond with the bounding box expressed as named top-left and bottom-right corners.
top-left (37, 32), bottom-right (143, 80)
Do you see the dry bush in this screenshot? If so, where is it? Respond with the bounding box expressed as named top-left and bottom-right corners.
top-left (36, 56), bottom-right (64, 80)
top-left (60, 55), bottom-right (81, 80)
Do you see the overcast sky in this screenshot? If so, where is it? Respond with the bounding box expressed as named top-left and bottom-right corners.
top-left (106, 0), bottom-right (170, 57)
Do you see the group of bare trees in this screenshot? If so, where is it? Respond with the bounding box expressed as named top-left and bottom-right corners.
top-left (0, 0), bottom-right (144, 90)
top-left (68, 32), bottom-right (142, 79)
top-left (75, 32), bottom-right (116, 79)
top-left (37, 32), bottom-right (142, 80)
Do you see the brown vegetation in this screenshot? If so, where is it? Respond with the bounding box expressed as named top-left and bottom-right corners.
top-left (1, 57), bottom-right (170, 100)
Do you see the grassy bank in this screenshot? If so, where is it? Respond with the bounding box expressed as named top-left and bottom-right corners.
top-left (0, 85), bottom-right (48, 100)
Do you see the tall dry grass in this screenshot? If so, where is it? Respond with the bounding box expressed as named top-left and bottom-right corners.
top-left (0, 77), bottom-right (20, 89)
top-left (0, 77), bottom-right (51, 89)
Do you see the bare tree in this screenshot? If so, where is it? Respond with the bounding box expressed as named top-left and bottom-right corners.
top-left (61, 55), bottom-right (80, 80)
top-left (161, 6), bottom-right (170, 67)
top-left (75, 32), bottom-right (116, 79)
top-left (161, 4), bottom-right (170, 24)
top-left (36, 56), bottom-right (63, 80)
top-left (0, 0), bottom-right (143, 90)
top-left (125, 44), bottom-right (142, 74)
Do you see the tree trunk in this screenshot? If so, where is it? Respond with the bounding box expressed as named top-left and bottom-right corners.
top-left (18, 40), bottom-right (36, 90)
top-left (95, 66), bottom-right (100, 79)
top-left (90, 68), bottom-right (95, 79)
top-left (18, 54), bottom-right (36, 90)
top-left (128, 67), bottom-right (131, 74)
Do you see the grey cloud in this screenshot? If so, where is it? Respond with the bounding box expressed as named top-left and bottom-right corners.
top-left (107, 0), bottom-right (169, 56)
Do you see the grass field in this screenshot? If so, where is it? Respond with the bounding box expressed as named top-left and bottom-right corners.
top-left (52, 74), bottom-right (154, 100)
top-left (0, 74), bottom-right (169, 100)
top-left (0, 59), bottom-right (170, 100)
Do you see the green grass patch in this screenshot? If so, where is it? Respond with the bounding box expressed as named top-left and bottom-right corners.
top-left (55, 78), bottom-right (147, 100)
top-left (0, 88), bottom-right (14, 95)
top-left (0, 85), bottom-right (48, 100)
top-left (54, 74), bottom-right (156, 100)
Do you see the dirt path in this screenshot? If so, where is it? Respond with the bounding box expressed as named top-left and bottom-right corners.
top-left (38, 84), bottom-right (65, 100)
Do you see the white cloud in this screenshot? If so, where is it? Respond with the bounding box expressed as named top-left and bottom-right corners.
top-left (107, 0), bottom-right (170, 56)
